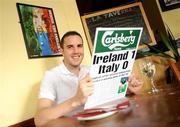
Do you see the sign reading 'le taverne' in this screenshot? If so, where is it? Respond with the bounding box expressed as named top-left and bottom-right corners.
top-left (85, 27), bottom-right (143, 109)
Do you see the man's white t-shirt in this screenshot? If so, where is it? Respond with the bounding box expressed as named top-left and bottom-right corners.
top-left (39, 62), bottom-right (89, 116)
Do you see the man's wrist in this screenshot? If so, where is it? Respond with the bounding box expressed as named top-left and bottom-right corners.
top-left (71, 97), bottom-right (82, 108)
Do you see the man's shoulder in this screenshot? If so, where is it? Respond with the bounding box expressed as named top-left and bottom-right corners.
top-left (45, 64), bottom-right (63, 76)
top-left (81, 64), bottom-right (90, 70)
top-left (80, 65), bottom-right (90, 75)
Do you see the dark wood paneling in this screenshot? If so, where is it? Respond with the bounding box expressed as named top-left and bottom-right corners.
top-left (9, 118), bottom-right (35, 127)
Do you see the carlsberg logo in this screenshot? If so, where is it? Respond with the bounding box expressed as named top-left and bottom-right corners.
top-left (101, 30), bottom-right (136, 50)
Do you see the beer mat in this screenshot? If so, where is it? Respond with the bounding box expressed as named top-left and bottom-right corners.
top-left (73, 100), bottom-right (130, 118)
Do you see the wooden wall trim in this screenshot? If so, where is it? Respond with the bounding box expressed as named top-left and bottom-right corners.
top-left (9, 118), bottom-right (35, 127)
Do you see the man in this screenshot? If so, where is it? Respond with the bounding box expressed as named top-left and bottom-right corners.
top-left (34, 31), bottom-right (143, 126)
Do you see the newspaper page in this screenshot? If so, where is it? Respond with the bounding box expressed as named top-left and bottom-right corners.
top-left (84, 27), bottom-right (143, 109)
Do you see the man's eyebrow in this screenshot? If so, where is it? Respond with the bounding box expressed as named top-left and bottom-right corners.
top-left (64, 44), bottom-right (73, 46)
top-left (66, 45), bottom-right (73, 48)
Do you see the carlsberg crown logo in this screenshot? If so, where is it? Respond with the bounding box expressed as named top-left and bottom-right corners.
top-left (95, 29), bottom-right (140, 53)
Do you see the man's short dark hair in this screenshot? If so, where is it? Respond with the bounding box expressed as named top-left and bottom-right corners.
top-left (60, 31), bottom-right (82, 48)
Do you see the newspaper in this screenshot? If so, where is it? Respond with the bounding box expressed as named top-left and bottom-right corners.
top-left (84, 27), bottom-right (143, 109)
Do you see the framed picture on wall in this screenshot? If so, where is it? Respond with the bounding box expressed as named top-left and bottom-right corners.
top-left (81, 2), bottom-right (156, 54)
top-left (159, 0), bottom-right (180, 12)
top-left (16, 3), bottom-right (62, 58)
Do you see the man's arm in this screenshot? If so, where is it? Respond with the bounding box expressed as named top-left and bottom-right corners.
top-left (34, 75), bottom-right (94, 126)
top-left (34, 97), bottom-right (81, 126)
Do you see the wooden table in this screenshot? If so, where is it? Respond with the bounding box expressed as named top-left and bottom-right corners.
top-left (42, 82), bottom-right (180, 127)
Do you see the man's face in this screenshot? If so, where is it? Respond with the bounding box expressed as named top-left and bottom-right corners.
top-left (61, 35), bottom-right (84, 68)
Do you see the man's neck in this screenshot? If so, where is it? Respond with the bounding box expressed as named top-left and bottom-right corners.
top-left (63, 62), bottom-right (80, 76)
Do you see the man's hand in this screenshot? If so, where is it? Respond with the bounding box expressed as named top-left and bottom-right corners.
top-left (73, 74), bottom-right (94, 106)
top-left (128, 74), bottom-right (143, 94)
